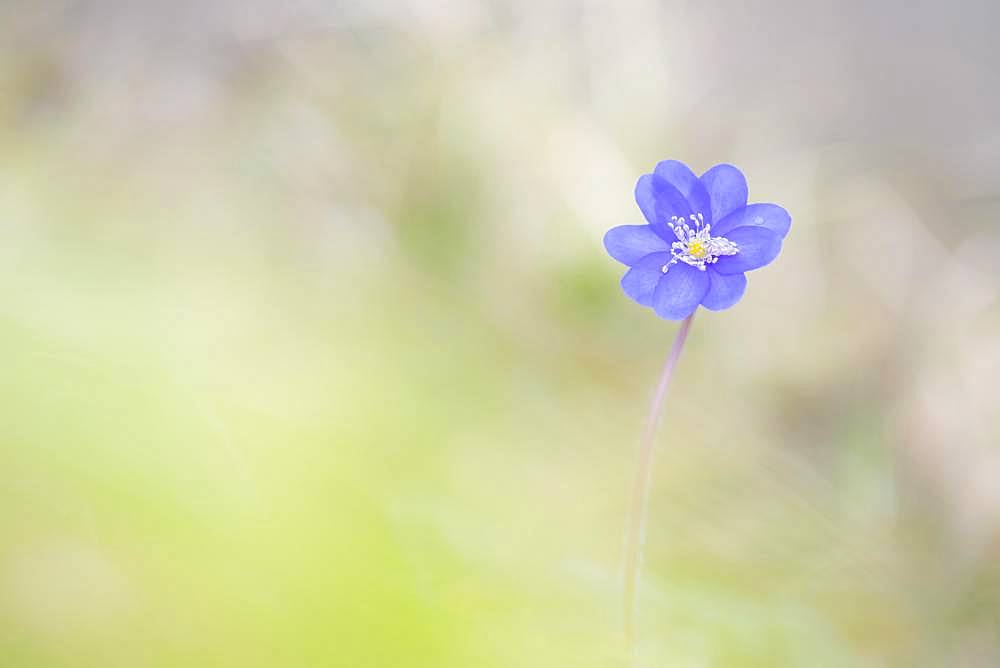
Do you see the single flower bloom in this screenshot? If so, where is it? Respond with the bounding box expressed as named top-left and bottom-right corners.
top-left (603, 160), bottom-right (791, 319)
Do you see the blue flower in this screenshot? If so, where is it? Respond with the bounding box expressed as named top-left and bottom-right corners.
top-left (603, 160), bottom-right (791, 320)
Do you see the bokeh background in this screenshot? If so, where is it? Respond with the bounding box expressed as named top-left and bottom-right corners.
top-left (2, 1), bottom-right (999, 666)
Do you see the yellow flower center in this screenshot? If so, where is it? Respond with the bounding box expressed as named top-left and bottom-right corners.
top-left (663, 213), bottom-right (740, 273)
top-left (687, 240), bottom-right (708, 259)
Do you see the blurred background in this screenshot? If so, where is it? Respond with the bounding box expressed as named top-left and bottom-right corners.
top-left (1, 1), bottom-right (998, 666)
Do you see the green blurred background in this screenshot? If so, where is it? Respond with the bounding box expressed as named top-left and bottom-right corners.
top-left (1, 1), bottom-right (999, 666)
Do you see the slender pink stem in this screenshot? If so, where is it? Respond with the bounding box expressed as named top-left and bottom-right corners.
top-left (622, 313), bottom-right (695, 658)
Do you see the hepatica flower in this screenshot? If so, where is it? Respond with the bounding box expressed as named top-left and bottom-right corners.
top-left (604, 160), bottom-right (790, 319)
top-left (611, 160), bottom-right (791, 662)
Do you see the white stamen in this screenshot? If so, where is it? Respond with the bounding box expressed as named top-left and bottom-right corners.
top-left (661, 212), bottom-right (740, 273)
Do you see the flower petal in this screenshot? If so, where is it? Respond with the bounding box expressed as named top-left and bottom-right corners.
top-left (701, 269), bottom-right (747, 311)
top-left (620, 252), bottom-right (670, 306)
top-left (654, 160), bottom-right (713, 225)
top-left (635, 174), bottom-right (692, 240)
top-left (603, 225), bottom-right (670, 266)
top-left (700, 164), bottom-right (748, 223)
top-left (711, 203), bottom-right (791, 239)
top-left (652, 262), bottom-right (709, 320)
top-left (712, 226), bottom-right (782, 275)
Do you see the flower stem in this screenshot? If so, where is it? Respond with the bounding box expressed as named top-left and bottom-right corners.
top-left (622, 313), bottom-right (695, 660)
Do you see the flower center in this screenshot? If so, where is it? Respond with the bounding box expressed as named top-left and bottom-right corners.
top-left (687, 240), bottom-right (708, 259)
top-left (661, 213), bottom-right (740, 273)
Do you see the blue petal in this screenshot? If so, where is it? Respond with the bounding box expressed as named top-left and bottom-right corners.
top-left (635, 174), bottom-right (692, 240)
top-left (654, 160), bottom-right (713, 225)
top-left (711, 203), bottom-right (791, 239)
top-left (620, 252), bottom-right (670, 306)
top-left (700, 164), bottom-right (748, 223)
top-left (712, 226), bottom-right (782, 275)
top-left (652, 262), bottom-right (709, 320)
top-left (701, 268), bottom-right (747, 311)
top-left (603, 225), bottom-right (670, 266)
